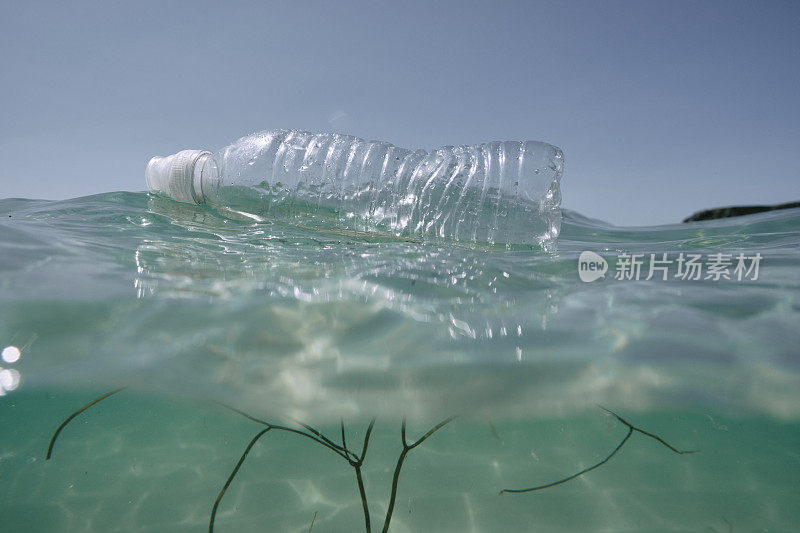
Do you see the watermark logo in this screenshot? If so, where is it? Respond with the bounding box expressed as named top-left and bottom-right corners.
top-left (578, 252), bottom-right (762, 282)
top-left (578, 250), bottom-right (608, 282)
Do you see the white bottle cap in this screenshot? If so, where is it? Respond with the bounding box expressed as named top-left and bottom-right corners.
top-left (145, 149), bottom-right (213, 205)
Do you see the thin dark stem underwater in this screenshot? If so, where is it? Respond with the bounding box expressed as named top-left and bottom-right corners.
top-left (500, 406), bottom-right (697, 494)
top-left (381, 416), bottom-right (455, 533)
top-left (215, 405), bottom-right (451, 533)
top-left (45, 387), bottom-right (126, 460)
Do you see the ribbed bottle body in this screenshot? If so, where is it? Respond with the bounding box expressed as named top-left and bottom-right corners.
top-left (198, 129), bottom-right (562, 249)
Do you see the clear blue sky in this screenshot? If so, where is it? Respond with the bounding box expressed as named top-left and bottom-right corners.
top-left (1, 0), bottom-right (798, 225)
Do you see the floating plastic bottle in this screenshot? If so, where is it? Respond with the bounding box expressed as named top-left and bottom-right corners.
top-left (146, 130), bottom-right (563, 249)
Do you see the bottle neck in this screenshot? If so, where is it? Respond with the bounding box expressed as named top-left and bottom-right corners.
top-left (192, 153), bottom-right (219, 204)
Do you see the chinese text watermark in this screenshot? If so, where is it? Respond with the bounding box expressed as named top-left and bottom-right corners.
top-left (578, 251), bottom-right (762, 283)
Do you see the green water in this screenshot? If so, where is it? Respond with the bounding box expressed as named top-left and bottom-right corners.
top-left (1, 192), bottom-right (799, 531)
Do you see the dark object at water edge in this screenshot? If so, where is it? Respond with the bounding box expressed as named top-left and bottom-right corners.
top-left (683, 202), bottom-right (800, 222)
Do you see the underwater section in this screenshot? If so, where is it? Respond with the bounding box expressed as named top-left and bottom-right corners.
top-left (1, 192), bottom-right (799, 531)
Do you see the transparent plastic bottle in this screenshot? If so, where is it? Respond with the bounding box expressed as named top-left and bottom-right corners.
top-left (146, 129), bottom-right (563, 249)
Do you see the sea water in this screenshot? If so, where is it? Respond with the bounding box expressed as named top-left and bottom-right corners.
top-left (0, 192), bottom-right (798, 532)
